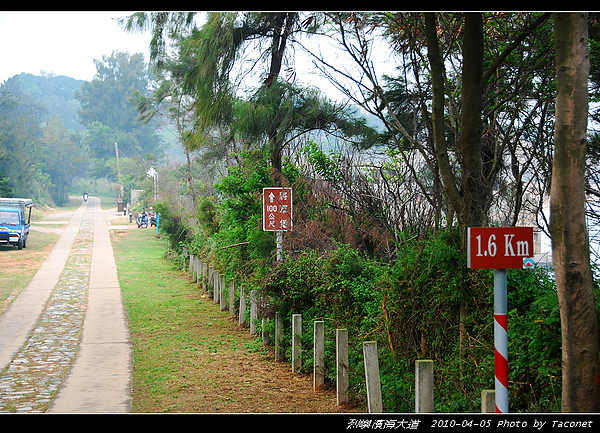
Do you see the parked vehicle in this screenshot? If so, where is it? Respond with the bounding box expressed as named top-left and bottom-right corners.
top-left (137, 210), bottom-right (148, 229)
top-left (0, 198), bottom-right (34, 250)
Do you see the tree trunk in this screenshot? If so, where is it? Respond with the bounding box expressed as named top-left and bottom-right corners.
top-left (425, 13), bottom-right (486, 247)
top-left (551, 12), bottom-right (600, 412)
top-left (266, 13), bottom-right (296, 178)
top-left (459, 13), bottom-right (486, 232)
top-left (424, 13), bottom-right (465, 229)
top-left (425, 12), bottom-right (486, 389)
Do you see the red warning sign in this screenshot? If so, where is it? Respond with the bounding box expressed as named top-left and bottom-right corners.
top-left (262, 187), bottom-right (293, 231)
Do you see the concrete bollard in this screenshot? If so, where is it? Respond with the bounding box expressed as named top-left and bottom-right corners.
top-left (250, 290), bottom-right (257, 335)
top-left (214, 271), bottom-right (220, 304)
top-left (208, 266), bottom-right (214, 297)
top-left (196, 259), bottom-right (202, 289)
top-left (416, 360), bottom-right (435, 413)
top-left (239, 284), bottom-right (247, 326)
top-left (196, 258), bottom-right (201, 285)
top-left (336, 328), bottom-right (349, 406)
top-left (220, 274), bottom-right (226, 311)
top-left (363, 341), bottom-right (383, 413)
top-left (314, 321), bottom-right (325, 391)
top-left (292, 314), bottom-right (302, 373)
top-left (275, 312), bottom-right (284, 362)
top-left (481, 390), bottom-right (495, 413)
top-left (202, 263), bottom-right (207, 293)
top-left (229, 279), bottom-right (235, 317)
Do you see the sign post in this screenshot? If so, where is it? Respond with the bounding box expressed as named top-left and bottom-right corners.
top-left (493, 267), bottom-right (508, 414)
top-left (467, 227), bottom-right (534, 413)
top-left (263, 187), bottom-right (293, 261)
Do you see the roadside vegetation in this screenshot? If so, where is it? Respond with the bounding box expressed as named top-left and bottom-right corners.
top-left (111, 226), bottom-right (358, 413)
top-left (3, 12), bottom-right (600, 412)
top-left (153, 149), bottom-right (576, 413)
top-left (119, 12), bottom-right (600, 412)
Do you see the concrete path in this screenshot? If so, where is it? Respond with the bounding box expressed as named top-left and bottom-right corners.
top-left (0, 200), bottom-right (86, 372)
top-left (0, 197), bottom-right (132, 413)
top-left (48, 197), bottom-right (132, 413)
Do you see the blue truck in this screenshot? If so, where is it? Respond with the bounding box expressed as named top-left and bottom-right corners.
top-left (0, 198), bottom-right (34, 250)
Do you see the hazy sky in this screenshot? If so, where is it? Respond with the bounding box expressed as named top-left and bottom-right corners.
top-left (0, 11), bottom-right (151, 83)
top-left (0, 11), bottom-right (396, 103)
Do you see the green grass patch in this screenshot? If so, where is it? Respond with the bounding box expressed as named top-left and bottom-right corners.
top-left (111, 228), bottom-right (244, 412)
top-left (111, 227), bottom-right (351, 414)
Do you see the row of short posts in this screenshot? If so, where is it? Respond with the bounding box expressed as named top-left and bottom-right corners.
top-left (341, 333), bottom-right (495, 413)
top-left (182, 250), bottom-right (496, 414)
top-left (183, 252), bottom-right (255, 330)
top-left (293, 316), bottom-right (437, 413)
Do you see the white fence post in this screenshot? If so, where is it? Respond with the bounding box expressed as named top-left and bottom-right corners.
top-left (336, 328), bottom-right (349, 406)
top-left (229, 279), bottom-right (235, 317)
top-left (250, 290), bottom-right (258, 335)
top-left (239, 284), bottom-right (247, 326)
top-left (416, 360), bottom-right (435, 413)
top-left (208, 266), bottom-right (214, 297)
top-left (275, 312), bottom-right (284, 362)
top-left (292, 314), bottom-right (302, 372)
top-left (363, 341), bottom-right (383, 413)
top-left (481, 390), bottom-right (495, 413)
top-left (220, 274), bottom-right (226, 311)
top-left (314, 321), bottom-right (325, 391)
top-left (214, 271), bottom-right (220, 304)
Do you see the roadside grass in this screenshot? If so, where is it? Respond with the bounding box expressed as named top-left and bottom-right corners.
top-left (111, 226), bottom-right (361, 413)
top-left (111, 228), bottom-right (189, 412)
top-left (110, 228), bottom-right (261, 412)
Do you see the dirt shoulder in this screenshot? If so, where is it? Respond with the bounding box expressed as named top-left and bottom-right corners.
top-left (152, 291), bottom-right (363, 413)
top-left (111, 226), bottom-right (366, 414)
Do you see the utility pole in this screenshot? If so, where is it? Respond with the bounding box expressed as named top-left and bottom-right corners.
top-left (115, 142), bottom-right (121, 180)
top-left (115, 142), bottom-right (124, 199)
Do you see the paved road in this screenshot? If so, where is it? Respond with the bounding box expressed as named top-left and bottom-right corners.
top-left (0, 197), bottom-right (132, 413)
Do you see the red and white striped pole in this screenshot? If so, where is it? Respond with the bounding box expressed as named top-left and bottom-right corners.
top-left (494, 269), bottom-right (509, 413)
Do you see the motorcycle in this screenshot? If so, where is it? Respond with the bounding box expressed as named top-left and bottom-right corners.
top-left (83, 192), bottom-right (88, 202)
top-left (137, 211), bottom-right (148, 229)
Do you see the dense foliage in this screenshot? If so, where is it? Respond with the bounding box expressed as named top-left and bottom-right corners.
top-left (155, 149), bottom-right (566, 412)
top-left (4, 11), bottom-right (599, 412)
top-left (115, 11), bottom-right (600, 413)
top-left (142, 13), bottom-right (589, 411)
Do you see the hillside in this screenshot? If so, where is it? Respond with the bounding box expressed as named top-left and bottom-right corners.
top-left (16, 72), bottom-right (85, 131)
top-left (7, 72), bottom-right (182, 161)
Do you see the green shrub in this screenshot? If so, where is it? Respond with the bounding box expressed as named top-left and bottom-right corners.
top-left (154, 201), bottom-right (190, 248)
top-left (155, 151), bottom-right (569, 412)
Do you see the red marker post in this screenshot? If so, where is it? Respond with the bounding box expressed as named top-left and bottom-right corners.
top-left (467, 227), bottom-right (534, 413)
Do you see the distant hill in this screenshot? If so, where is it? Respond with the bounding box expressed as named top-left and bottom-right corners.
top-left (16, 73), bottom-right (86, 131)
